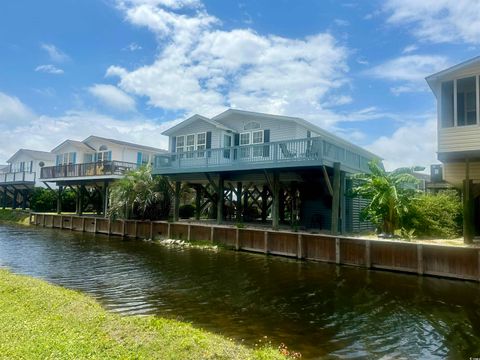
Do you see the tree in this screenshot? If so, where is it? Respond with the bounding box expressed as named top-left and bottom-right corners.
top-left (108, 165), bottom-right (172, 220)
top-left (352, 160), bottom-right (420, 236)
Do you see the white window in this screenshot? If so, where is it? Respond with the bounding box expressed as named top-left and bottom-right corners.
top-left (240, 132), bottom-right (250, 145)
top-left (186, 134), bottom-right (195, 158)
top-left (61, 152), bottom-right (75, 165)
top-left (176, 135), bottom-right (185, 155)
top-left (441, 76), bottom-right (479, 128)
top-left (197, 132), bottom-right (206, 157)
top-left (252, 130), bottom-right (264, 157)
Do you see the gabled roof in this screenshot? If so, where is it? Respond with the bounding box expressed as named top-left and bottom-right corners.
top-left (83, 135), bottom-right (165, 153)
top-left (161, 114), bottom-right (235, 136)
top-left (426, 56), bottom-right (480, 93)
top-left (51, 139), bottom-right (95, 153)
top-left (212, 109), bottom-right (379, 159)
top-left (7, 149), bottom-right (56, 163)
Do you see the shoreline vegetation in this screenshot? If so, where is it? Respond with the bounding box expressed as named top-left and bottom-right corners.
top-left (0, 269), bottom-right (286, 359)
top-left (0, 209), bottom-right (30, 225)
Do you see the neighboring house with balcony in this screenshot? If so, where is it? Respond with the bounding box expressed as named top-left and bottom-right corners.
top-left (0, 149), bottom-right (55, 209)
top-left (41, 135), bottom-right (165, 216)
top-left (153, 109), bottom-right (380, 233)
top-left (426, 56), bottom-right (480, 242)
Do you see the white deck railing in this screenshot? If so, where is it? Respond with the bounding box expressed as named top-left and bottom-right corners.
top-left (153, 137), bottom-right (371, 174)
top-left (0, 171), bottom-right (36, 184)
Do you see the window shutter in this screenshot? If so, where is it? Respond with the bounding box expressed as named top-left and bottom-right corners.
top-left (206, 131), bottom-right (212, 158)
top-left (171, 137), bottom-right (176, 153)
top-left (56, 155), bottom-right (61, 166)
top-left (263, 129), bottom-right (270, 157)
top-left (233, 133), bottom-right (240, 160)
top-left (72, 152), bottom-right (76, 165)
top-left (30, 161), bottom-right (33, 173)
top-left (107, 151), bottom-right (112, 161)
top-left (94, 153), bottom-right (98, 162)
top-left (137, 152), bottom-right (142, 165)
top-left (206, 132), bottom-right (212, 149)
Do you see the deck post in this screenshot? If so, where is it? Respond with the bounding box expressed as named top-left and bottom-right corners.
top-left (173, 181), bottom-right (181, 222)
top-left (103, 181), bottom-right (109, 218)
top-left (150, 221), bottom-right (154, 240)
top-left (340, 172), bottom-right (346, 234)
top-left (272, 172), bottom-right (280, 230)
top-left (216, 175), bottom-right (224, 224)
top-left (331, 162), bottom-right (341, 235)
top-left (77, 185), bottom-right (84, 215)
top-left (261, 185), bottom-right (268, 222)
top-left (21, 189), bottom-right (28, 210)
top-left (12, 189), bottom-right (18, 209)
top-left (236, 182), bottom-right (243, 222)
top-left (2, 187), bottom-right (7, 209)
top-left (463, 158), bottom-right (474, 244)
top-left (57, 186), bottom-right (63, 214)
top-left (195, 185), bottom-right (201, 220)
top-left (235, 228), bottom-right (240, 250)
top-left (279, 187), bottom-right (285, 223)
top-left (242, 185), bottom-right (249, 222)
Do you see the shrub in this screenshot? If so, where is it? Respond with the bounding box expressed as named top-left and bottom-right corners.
top-left (179, 204), bottom-right (195, 219)
top-left (30, 188), bottom-right (57, 212)
top-left (403, 190), bottom-right (462, 239)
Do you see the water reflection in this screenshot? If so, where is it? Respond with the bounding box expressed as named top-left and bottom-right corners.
top-left (0, 224), bottom-right (479, 359)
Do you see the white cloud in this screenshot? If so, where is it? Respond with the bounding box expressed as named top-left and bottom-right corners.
top-left (0, 92), bottom-right (174, 163)
top-left (384, 0), bottom-right (480, 44)
top-left (0, 92), bottom-right (35, 128)
top-left (366, 55), bottom-right (450, 94)
top-left (366, 118), bottom-right (438, 171)
top-left (107, 0), bottom-right (350, 121)
top-left (88, 84), bottom-right (136, 112)
top-left (40, 43), bottom-right (70, 62)
top-left (402, 44), bottom-right (418, 54)
top-left (123, 42), bottom-right (143, 51)
top-left (35, 64), bottom-right (64, 75)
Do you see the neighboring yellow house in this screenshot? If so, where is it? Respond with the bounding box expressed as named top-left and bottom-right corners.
top-left (426, 57), bottom-right (480, 242)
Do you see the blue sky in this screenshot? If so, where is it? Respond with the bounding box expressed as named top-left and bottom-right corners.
top-left (1, 0), bottom-right (479, 169)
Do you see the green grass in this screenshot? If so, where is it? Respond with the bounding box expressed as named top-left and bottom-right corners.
top-left (0, 269), bottom-right (285, 360)
top-left (0, 209), bottom-right (30, 225)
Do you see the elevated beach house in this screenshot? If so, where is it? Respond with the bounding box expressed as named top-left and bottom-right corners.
top-left (40, 135), bottom-right (165, 216)
top-left (153, 109), bottom-right (380, 233)
top-left (0, 149), bottom-right (55, 209)
top-left (426, 56), bottom-right (480, 242)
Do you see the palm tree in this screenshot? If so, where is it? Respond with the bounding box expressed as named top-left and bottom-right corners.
top-left (352, 160), bottom-right (420, 236)
top-left (108, 165), bottom-right (171, 220)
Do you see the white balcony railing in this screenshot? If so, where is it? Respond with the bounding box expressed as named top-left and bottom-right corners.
top-left (0, 171), bottom-right (36, 184)
top-left (153, 137), bottom-right (372, 174)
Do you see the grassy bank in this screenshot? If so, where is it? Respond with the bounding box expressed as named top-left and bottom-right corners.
top-left (0, 209), bottom-right (30, 225)
top-left (0, 269), bottom-right (284, 359)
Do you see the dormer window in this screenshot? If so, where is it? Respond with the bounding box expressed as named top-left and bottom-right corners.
top-left (441, 75), bottom-right (478, 128)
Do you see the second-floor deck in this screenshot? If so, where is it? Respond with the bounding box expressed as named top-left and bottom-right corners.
top-left (40, 161), bottom-right (138, 181)
top-left (0, 171), bottom-right (36, 185)
top-left (153, 137), bottom-right (373, 175)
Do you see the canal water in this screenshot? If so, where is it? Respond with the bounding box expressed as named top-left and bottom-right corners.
top-left (0, 224), bottom-right (479, 359)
